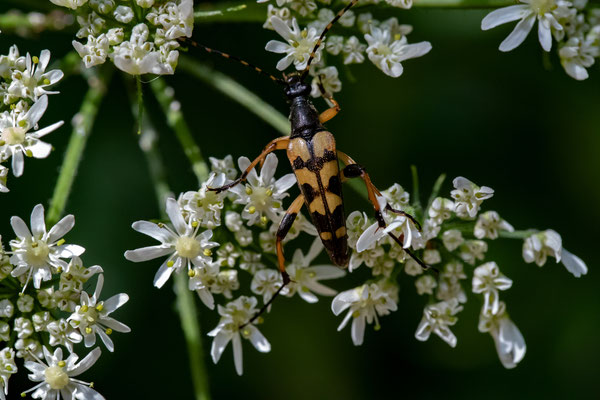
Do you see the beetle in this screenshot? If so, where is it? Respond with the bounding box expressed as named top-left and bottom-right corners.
top-left (187, 0), bottom-right (431, 318)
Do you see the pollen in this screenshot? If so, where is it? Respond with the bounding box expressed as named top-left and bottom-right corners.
top-left (248, 206), bottom-right (256, 214)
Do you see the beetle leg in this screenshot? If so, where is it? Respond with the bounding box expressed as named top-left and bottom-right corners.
top-left (317, 76), bottom-right (341, 124)
top-left (337, 151), bottom-right (435, 273)
top-left (209, 136), bottom-right (290, 193)
top-left (243, 194), bottom-right (304, 327)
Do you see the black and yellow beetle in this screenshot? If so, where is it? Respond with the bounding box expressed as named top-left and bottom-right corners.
top-left (189, 0), bottom-right (430, 317)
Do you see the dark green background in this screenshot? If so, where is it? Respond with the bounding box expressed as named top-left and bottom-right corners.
top-left (1, 2), bottom-right (598, 399)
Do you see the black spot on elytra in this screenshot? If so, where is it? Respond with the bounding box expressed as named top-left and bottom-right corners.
top-left (327, 175), bottom-right (342, 196)
top-left (293, 156), bottom-right (305, 170)
top-left (302, 183), bottom-right (318, 204)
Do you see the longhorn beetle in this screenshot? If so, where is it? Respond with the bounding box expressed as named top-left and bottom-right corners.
top-left (186, 0), bottom-right (432, 322)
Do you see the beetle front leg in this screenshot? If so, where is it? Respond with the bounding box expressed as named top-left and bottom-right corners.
top-left (317, 76), bottom-right (341, 124)
top-left (337, 151), bottom-right (434, 273)
top-left (243, 194), bottom-right (304, 327)
top-left (209, 136), bottom-right (290, 193)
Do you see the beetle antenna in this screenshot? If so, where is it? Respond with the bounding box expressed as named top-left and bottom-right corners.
top-left (181, 38), bottom-right (285, 85)
top-left (302, 0), bottom-right (359, 79)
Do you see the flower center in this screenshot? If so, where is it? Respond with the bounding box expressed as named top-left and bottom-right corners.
top-left (44, 365), bottom-right (70, 390)
top-left (1, 126), bottom-right (26, 145)
top-left (529, 0), bottom-right (555, 15)
top-left (176, 236), bottom-right (201, 259)
top-left (26, 240), bottom-right (50, 267)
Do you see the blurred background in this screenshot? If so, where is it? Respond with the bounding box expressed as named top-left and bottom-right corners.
top-left (1, 2), bottom-right (599, 399)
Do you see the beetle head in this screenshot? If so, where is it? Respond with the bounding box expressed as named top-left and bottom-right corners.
top-left (283, 72), bottom-right (310, 99)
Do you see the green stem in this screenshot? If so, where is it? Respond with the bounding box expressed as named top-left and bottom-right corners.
top-left (149, 78), bottom-right (210, 184)
top-left (47, 68), bottom-right (111, 225)
top-left (193, 0), bottom-right (516, 23)
top-left (130, 85), bottom-right (211, 400)
top-left (410, 165), bottom-right (423, 218)
top-left (499, 229), bottom-right (538, 239)
top-left (137, 76), bottom-right (144, 136)
top-left (425, 173), bottom-right (446, 212)
top-left (178, 56), bottom-right (289, 135)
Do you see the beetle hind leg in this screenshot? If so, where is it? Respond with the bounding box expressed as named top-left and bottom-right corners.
top-left (242, 194), bottom-right (304, 327)
top-left (337, 151), bottom-right (436, 273)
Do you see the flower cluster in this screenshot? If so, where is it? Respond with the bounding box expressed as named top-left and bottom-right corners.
top-left (49, 0), bottom-right (194, 75)
top-left (337, 175), bottom-right (586, 369)
top-left (0, 45), bottom-right (64, 192)
top-left (482, 0), bottom-right (600, 80)
top-left (126, 154), bottom-right (346, 375)
top-left (0, 204), bottom-right (129, 399)
top-left (263, 0), bottom-right (431, 97)
top-left (126, 152), bottom-right (588, 374)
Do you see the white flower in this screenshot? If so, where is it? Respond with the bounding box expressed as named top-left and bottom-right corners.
top-left (229, 154), bottom-right (295, 226)
top-left (342, 36), bottom-right (366, 64)
top-left (14, 318), bottom-right (34, 339)
top-left (68, 274), bottom-right (130, 352)
top-left (0, 96), bottom-right (63, 177)
top-left (239, 251), bottom-right (265, 274)
top-left (310, 66), bottom-right (341, 98)
top-left (559, 36), bottom-right (597, 80)
top-left (382, 183), bottom-right (410, 209)
top-left (307, 8), bottom-right (335, 33)
top-left (265, 17), bottom-right (322, 71)
top-left (7, 50), bottom-right (63, 102)
top-left (481, 0), bottom-right (574, 52)
top-left (114, 5), bottom-right (134, 23)
top-left (178, 173), bottom-right (227, 229)
top-left (285, 239), bottom-right (345, 303)
top-left (49, 0), bottom-right (89, 9)
top-left (17, 294), bottom-right (34, 313)
top-left (0, 300), bottom-right (14, 318)
top-left (89, 0), bottom-right (115, 14)
top-left (110, 24), bottom-right (167, 75)
top-left (357, 197), bottom-right (421, 252)
top-left (522, 229), bottom-right (561, 266)
top-left (415, 298), bottom-right (463, 347)
top-left (47, 319), bottom-right (83, 352)
top-left (385, 0), bottom-right (412, 8)
top-left (423, 249), bottom-right (441, 265)
top-left (442, 229), bottom-right (464, 251)
top-left (264, 5), bottom-right (292, 30)
top-left (209, 155), bottom-right (237, 180)
top-left (188, 262), bottom-right (220, 309)
top-left (478, 302), bottom-right (526, 369)
top-left (0, 347), bottom-right (16, 399)
top-left (472, 262), bottom-right (513, 315)
top-left (415, 275), bottom-right (437, 295)
top-left (125, 197), bottom-right (219, 288)
top-left (0, 165), bottom-right (7, 193)
top-left (289, 0), bottom-right (318, 17)
top-left (146, 0), bottom-right (194, 40)
top-left (450, 177), bottom-right (494, 219)
top-left (72, 34), bottom-right (109, 68)
top-left (404, 259), bottom-right (423, 276)
top-left (22, 346), bottom-right (105, 400)
top-left (326, 35), bottom-right (344, 55)
top-left (364, 26), bottom-right (432, 78)
top-left (9, 204), bottom-right (84, 290)
top-left (437, 261), bottom-right (467, 303)
top-left (474, 211), bottom-right (514, 239)
top-left (459, 240), bottom-right (488, 265)
top-left (251, 269), bottom-right (285, 304)
top-left (332, 282), bottom-right (398, 345)
top-left (208, 296), bottom-right (271, 376)
top-left (428, 197), bottom-right (455, 224)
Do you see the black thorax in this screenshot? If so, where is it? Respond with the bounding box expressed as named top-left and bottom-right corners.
top-left (289, 96), bottom-right (324, 139)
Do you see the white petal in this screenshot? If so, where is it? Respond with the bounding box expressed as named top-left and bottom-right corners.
top-left (308, 266), bottom-right (345, 280)
top-left (11, 215), bottom-right (32, 238)
top-left (537, 20), bottom-right (552, 52)
top-left (499, 15), bottom-right (536, 52)
top-left (97, 329), bottom-right (114, 352)
top-left (351, 315), bottom-right (365, 345)
top-left (47, 214), bottom-right (74, 242)
top-left (99, 317), bottom-right (130, 333)
top-left (69, 347), bottom-right (101, 376)
top-left (27, 95), bottom-right (49, 127)
top-left (232, 333), bottom-right (243, 376)
top-left (561, 249), bottom-right (588, 277)
top-left (481, 5), bottom-right (531, 30)
top-left (153, 258), bottom-right (176, 288)
top-left (26, 139), bottom-right (52, 159)
top-left (495, 317), bottom-right (526, 368)
top-left (210, 332), bottom-right (231, 363)
top-left (275, 173), bottom-right (297, 193)
top-left (30, 204), bottom-right (46, 238)
top-left (356, 222), bottom-right (383, 252)
top-left (165, 197), bottom-right (187, 235)
top-left (103, 293), bottom-right (129, 313)
top-left (32, 120), bottom-right (63, 138)
top-left (131, 220), bottom-right (172, 243)
top-left (124, 245), bottom-right (173, 262)
top-left (265, 40), bottom-right (289, 54)
top-left (249, 327), bottom-right (271, 353)
top-left (11, 151), bottom-right (24, 177)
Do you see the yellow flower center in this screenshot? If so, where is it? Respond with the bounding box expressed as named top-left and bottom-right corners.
top-left (1, 126), bottom-right (26, 146)
top-left (44, 365), bottom-right (69, 390)
top-left (175, 236), bottom-right (201, 259)
top-left (26, 240), bottom-right (50, 267)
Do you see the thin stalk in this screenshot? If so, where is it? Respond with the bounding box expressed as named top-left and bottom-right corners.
top-left (426, 173), bottom-right (446, 212)
top-left (47, 68), bottom-right (111, 225)
top-left (178, 56), bottom-right (289, 135)
top-left (130, 80), bottom-right (212, 400)
top-left (137, 76), bottom-right (144, 136)
top-left (149, 78), bottom-right (210, 183)
top-left (193, 0), bottom-right (516, 23)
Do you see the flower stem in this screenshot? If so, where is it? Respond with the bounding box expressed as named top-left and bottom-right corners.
top-left (178, 56), bottom-right (289, 135)
top-left (137, 76), bottom-right (144, 136)
top-left (130, 83), bottom-right (212, 400)
top-left (47, 68), bottom-right (112, 225)
top-left (193, 0), bottom-right (515, 23)
top-left (149, 78), bottom-right (210, 183)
